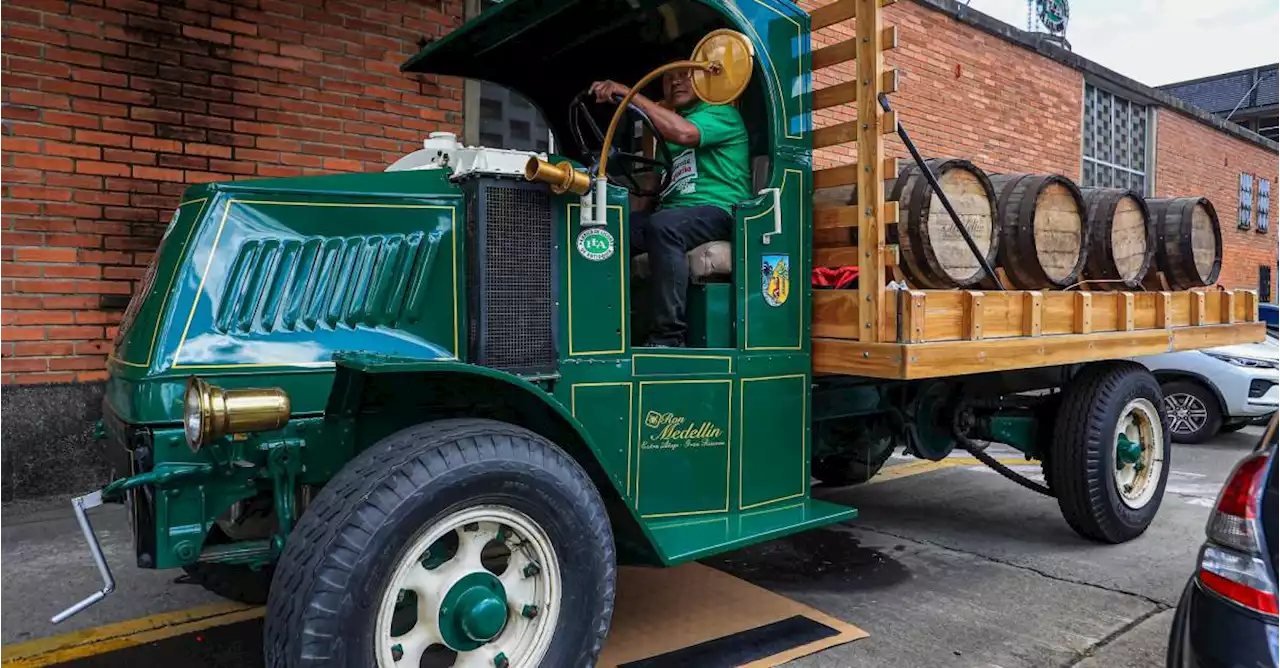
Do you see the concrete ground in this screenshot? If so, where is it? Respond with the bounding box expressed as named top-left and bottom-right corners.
top-left (1, 426), bottom-right (1262, 666)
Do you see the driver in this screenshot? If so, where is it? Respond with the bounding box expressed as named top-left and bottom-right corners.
top-left (590, 69), bottom-right (750, 348)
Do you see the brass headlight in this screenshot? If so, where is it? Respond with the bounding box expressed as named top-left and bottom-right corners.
top-left (183, 377), bottom-right (291, 451)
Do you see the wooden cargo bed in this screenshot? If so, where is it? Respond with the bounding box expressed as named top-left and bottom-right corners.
top-left (801, 0), bottom-right (1265, 381)
top-left (812, 288), bottom-right (1265, 379)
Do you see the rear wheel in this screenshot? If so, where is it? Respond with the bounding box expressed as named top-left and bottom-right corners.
top-left (1050, 362), bottom-right (1171, 543)
top-left (264, 419), bottom-right (616, 668)
top-left (1160, 379), bottom-right (1221, 444)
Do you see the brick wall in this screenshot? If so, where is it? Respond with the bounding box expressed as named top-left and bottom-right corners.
top-left (1, 0), bottom-right (463, 385)
top-left (1154, 110), bottom-right (1279, 293)
top-left (804, 0), bottom-right (1084, 176)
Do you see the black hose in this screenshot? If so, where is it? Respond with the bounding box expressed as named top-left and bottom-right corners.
top-left (956, 431), bottom-right (1053, 497)
top-left (878, 94), bottom-right (1006, 290)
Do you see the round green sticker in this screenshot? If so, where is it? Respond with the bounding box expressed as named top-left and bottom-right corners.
top-left (576, 227), bottom-right (615, 261)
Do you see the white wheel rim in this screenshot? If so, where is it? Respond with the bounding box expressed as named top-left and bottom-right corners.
top-left (1163, 393), bottom-right (1208, 435)
top-left (1113, 398), bottom-right (1165, 509)
top-left (374, 505), bottom-right (561, 668)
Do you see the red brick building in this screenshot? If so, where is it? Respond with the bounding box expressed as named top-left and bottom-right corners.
top-left (2, 0), bottom-right (1277, 496)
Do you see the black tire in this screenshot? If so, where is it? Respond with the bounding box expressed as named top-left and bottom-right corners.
top-left (1160, 379), bottom-right (1222, 444)
top-left (1219, 420), bottom-right (1247, 434)
top-left (1050, 361), bottom-right (1171, 543)
top-left (812, 446), bottom-right (894, 486)
top-left (181, 562), bottom-right (273, 605)
top-left (263, 418), bottom-right (616, 668)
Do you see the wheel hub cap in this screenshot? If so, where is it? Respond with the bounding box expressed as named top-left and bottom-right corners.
top-left (1115, 433), bottom-right (1143, 469)
top-left (439, 572), bottom-right (508, 648)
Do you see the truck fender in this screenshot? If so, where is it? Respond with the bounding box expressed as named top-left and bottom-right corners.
top-left (328, 355), bottom-right (661, 564)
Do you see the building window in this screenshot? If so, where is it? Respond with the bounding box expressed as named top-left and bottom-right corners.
top-left (1261, 265), bottom-right (1273, 304)
top-left (1258, 178), bottom-right (1271, 234)
top-left (1082, 84), bottom-right (1150, 194)
top-left (1239, 173), bottom-right (1254, 229)
top-left (1258, 116), bottom-right (1279, 142)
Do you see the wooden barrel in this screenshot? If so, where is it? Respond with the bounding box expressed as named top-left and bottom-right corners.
top-left (1079, 188), bottom-right (1154, 290)
top-left (1146, 197), bottom-right (1222, 290)
top-left (889, 158), bottom-right (999, 288)
top-left (988, 173), bottom-right (1088, 289)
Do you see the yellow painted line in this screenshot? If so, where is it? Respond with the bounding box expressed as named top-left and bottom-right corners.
top-left (1, 602), bottom-right (264, 667)
top-left (867, 457), bottom-right (1039, 485)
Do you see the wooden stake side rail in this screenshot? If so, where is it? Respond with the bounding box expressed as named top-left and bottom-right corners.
top-left (811, 288), bottom-right (1265, 379)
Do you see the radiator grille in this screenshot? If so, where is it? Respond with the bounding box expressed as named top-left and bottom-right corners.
top-left (466, 179), bottom-right (555, 374)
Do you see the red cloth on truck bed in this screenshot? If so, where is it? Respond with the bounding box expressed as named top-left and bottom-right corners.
top-left (812, 266), bottom-right (859, 290)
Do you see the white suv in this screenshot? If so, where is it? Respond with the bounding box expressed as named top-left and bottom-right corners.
top-left (1134, 333), bottom-right (1279, 443)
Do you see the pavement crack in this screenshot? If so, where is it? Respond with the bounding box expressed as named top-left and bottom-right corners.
top-left (853, 524), bottom-right (1173, 609)
top-left (1061, 606), bottom-right (1166, 667)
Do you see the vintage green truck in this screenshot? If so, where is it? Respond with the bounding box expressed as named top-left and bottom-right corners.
top-left (52, 0), bottom-right (1264, 666)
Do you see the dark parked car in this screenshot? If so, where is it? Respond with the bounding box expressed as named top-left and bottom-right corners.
top-left (1168, 414), bottom-right (1279, 667)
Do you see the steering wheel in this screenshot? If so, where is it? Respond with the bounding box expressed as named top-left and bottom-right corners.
top-left (568, 89), bottom-right (674, 198)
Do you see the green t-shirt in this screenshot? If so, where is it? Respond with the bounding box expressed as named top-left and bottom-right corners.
top-left (659, 102), bottom-right (751, 213)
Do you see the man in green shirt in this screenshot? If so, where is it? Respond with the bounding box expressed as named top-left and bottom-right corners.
top-left (591, 69), bottom-right (750, 347)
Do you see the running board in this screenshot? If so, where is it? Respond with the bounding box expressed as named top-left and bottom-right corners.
top-left (643, 499), bottom-right (858, 565)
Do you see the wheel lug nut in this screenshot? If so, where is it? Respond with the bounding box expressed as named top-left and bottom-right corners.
top-left (494, 652), bottom-right (509, 668)
top-left (521, 604), bottom-right (539, 618)
top-left (391, 644), bottom-right (403, 661)
top-left (522, 562), bottom-right (541, 577)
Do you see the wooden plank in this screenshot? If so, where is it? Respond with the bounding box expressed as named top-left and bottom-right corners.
top-left (902, 290), bottom-right (927, 343)
top-left (1191, 290), bottom-right (1206, 326)
top-left (813, 247), bottom-right (860, 267)
top-left (813, 81), bottom-right (856, 110)
top-left (1222, 290), bottom-right (1236, 324)
top-left (1240, 290), bottom-right (1258, 322)
top-left (880, 110), bottom-right (897, 135)
top-left (1170, 292), bottom-right (1191, 326)
top-left (921, 290), bottom-right (964, 341)
top-left (898, 330), bottom-right (1176, 379)
top-left (814, 163), bottom-right (858, 189)
top-left (855, 0), bottom-right (886, 343)
top-left (812, 40), bottom-right (856, 70)
top-left (814, 205), bottom-right (859, 229)
top-left (812, 291), bottom-right (861, 339)
top-left (1090, 292), bottom-right (1118, 333)
top-left (881, 25), bottom-right (898, 51)
top-left (881, 69), bottom-right (899, 94)
top-left (1171, 322), bottom-right (1265, 352)
top-left (1134, 292), bottom-right (1158, 329)
top-left (809, 0), bottom-right (856, 30)
top-left (812, 339), bottom-right (905, 379)
top-left (813, 227), bottom-right (851, 247)
top-left (1022, 291), bottom-right (1043, 336)
top-left (1119, 293), bottom-right (1135, 331)
top-left (807, 0), bottom-right (895, 30)
top-left (963, 291), bottom-right (984, 340)
top-left (813, 120), bottom-right (857, 148)
top-left (1042, 292), bottom-right (1074, 335)
top-left (814, 324), bottom-right (1267, 380)
top-left (1156, 292), bottom-right (1173, 328)
top-left (813, 157), bottom-right (900, 190)
top-left (1073, 292), bottom-right (1093, 334)
top-left (883, 244), bottom-right (899, 267)
top-left (884, 199), bottom-right (899, 225)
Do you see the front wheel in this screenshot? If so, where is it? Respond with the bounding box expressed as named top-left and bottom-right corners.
top-left (1049, 362), bottom-right (1171, 543)
top-left (264, 419), bottom-right (616, 668)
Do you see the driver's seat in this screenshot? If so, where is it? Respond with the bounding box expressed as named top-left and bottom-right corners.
top-left (631, 156), bottom-right (769, 283)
